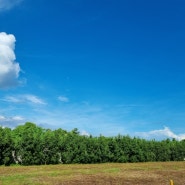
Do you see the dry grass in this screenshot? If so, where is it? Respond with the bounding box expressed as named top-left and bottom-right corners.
top-left (0, 162), bottom-right (185, 185)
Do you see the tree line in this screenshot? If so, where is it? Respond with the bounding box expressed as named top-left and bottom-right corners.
top-left (0, 122), bottom-right (185, 166)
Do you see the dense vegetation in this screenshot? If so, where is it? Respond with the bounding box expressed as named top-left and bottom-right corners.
top-left (0, 122), bottom-right (185, 166)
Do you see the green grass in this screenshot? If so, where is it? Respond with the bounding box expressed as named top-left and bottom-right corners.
top-left (0, 162), bottom-right (185, 185)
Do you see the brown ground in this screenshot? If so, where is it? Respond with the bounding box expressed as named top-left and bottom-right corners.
top-left (0, 162), bottom-right (185, 185)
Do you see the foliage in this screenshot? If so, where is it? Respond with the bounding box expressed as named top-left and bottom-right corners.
top-left (0, 122), bottom-right (185, 165)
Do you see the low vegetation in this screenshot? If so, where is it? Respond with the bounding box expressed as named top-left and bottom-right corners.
top-left (0, 122), bottom-right (185, 165)
top-left (0, 162), bottom-right (185, 185)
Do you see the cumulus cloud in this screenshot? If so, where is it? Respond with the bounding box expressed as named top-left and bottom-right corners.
top-left (80, 130), bottom-right (90, 136)
top-left (137, 126), bottom-right (185, 141)
top-left (3, 94), bottom-right (46, 105)
top-left (58, 96), bottom-right (69, 102)
top-left (0, 0), bottom-right (23, 11)
top-left (0, 32), bottom-right (21, 89)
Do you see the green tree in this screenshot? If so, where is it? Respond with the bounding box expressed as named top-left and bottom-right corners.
top-left (12, 122), bottom-right (44, 165)
top-left (0, 127), bottom-right (13, 166)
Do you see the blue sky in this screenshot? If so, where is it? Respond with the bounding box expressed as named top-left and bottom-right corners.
top-left (0, 0), bottom-right (185, 140)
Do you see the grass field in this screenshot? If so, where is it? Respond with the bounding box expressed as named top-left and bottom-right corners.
top-left (0, 162), bottom-right (185, 185)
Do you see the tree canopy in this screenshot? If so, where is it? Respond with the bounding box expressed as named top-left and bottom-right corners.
top-left (0, 122), bottom-right (185, 166)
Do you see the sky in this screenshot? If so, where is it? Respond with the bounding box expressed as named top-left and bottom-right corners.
top-left (0, 0), bottom-right (185, 140)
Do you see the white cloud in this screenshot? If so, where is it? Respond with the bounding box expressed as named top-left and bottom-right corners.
top-left (0, 0), bottom-right (23, 11)
top-left (25, 95), bottom-right (46, 105)
top-left (0, 115), bottom-right (6, 120)
top-left (3, 94), bottom-right (46, 105)
top-left (12, 116), bottom-right (24, 121)
top-left (0, 32), bottom-right (21, 89)
top-left (2, 96), bottom-right (21, 103)
top-left (178, 134), bottom-right (185, 140)
top-left (0, 115), bottom-right (25, 127)
top-left (137, 126), bottom-right (185, 141)
top-left (58, 96), bottom-right (69, 103)
top-left (80, 130), bottom-right (90, 136)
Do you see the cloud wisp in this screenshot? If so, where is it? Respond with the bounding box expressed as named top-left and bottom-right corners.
top-left (58, 96), bottom-right (69, 103)
top-left (3, 94), bottom-right (46, 105)
top-left (0, 32), bottom-right (21, 89)
top-left (0, 0), bottom-right (23, 11)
